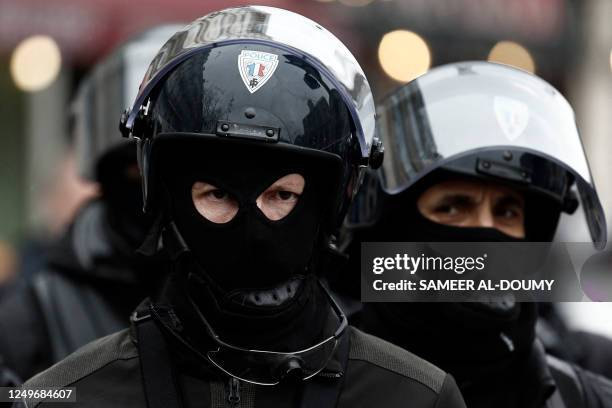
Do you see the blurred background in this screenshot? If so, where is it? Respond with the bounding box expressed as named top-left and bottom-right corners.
top-left (0, 0), bottom-right (610, 330)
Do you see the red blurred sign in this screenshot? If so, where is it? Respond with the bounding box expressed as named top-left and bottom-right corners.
top-left (393, 0), bottom-right (566, 43)
top-left (0, 0), bottom-right (332, 63)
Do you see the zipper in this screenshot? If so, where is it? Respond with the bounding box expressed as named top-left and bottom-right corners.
top-left (227, 377), bottom-right (241, 406)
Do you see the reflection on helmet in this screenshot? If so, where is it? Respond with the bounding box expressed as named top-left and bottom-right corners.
top-left (123, 6), bottom-right (375, 157)
top-left (361, 61), bottom-right (605, 247)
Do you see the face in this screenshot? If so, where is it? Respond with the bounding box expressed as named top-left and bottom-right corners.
top-left (191, 173), bottom-right (305, 223)
top-left (416, 177), bottom-right (526, 238)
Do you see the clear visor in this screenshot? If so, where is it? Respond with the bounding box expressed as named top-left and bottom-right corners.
top-left (377, 62), bottom-right (606, 246)
top-left (71, 25), bottom-right (183, 180)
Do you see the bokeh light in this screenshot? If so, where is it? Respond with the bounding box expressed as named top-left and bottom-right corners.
top-left (10, 35), bottom-right (62, 92)
top-left (488, 41), bottom-right (536, 74)
top-left (378, 30), bottom-right (431, 82)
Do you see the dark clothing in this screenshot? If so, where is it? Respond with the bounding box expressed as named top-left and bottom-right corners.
top-left (0, 283), bottom-right (50, 380)
top-left (360, 303), bottom-right (612, 408)
top-left (538, 303), bottom-right (612, 380)
top-left (15, 324), bottom-right (466, 408)
top-left (565, 331), bottom-right (612, 380)
top-left (0, 201), bottom-right (154, 380)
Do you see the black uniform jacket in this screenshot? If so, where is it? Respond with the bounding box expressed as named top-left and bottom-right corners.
top-left (0, 200), bottom-right (152, 381)
top-left (15, 324), bottom-right (466, 408)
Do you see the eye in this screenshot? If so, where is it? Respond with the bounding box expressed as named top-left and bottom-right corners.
top-left (256, 173), bottom-right (305, 221)
top-left (210, 189), bottom-right (229, 200)
top-left (495, 206), bottom-right (522, 220)
top-left (493, 197), bottom-right (524, 222)
top-left (274, 190), bottom-right (300, 201)
top-left (192, 182), bottom-right (239, 224)
top-left (433, 204), bottom-right (459, 215)
top-left (432, 196), bottom-right (474, 217)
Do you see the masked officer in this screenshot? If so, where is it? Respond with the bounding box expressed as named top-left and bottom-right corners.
top-left (15, 7), bottom-right (465, 408)
top-left (0, 25), bottom-right (180, 382)
top-left (344, 61), bottom-right (612, 407)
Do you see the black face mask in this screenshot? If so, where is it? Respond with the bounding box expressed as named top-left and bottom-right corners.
top-left (360, 204), bottom-right (538, 388)
top-left (408, 211), bottom-right (526, 243)
top-left (162, 144), bottom-right (337, 292)
top-left (359, 187), bottom-right (538, 386)
top-left (156, 143), bottom-right (344, 354)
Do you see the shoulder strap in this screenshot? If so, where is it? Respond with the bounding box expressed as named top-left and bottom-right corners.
top-left (299, 329), bottom-right (350, 408)
top-left (0, 283), bottom-right (46, 380)
top-left (31, 271), bottom-right (78, 360)
top-left (133, 305), bottom-right (184, 408)
top-left (31, 270), bottom-right (125, 361)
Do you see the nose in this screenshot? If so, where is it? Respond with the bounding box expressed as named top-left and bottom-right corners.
top-left (473, 196), bottom-right (495, 228)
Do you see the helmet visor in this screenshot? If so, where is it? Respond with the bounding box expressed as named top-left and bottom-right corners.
top-left (377, 62), bottom-right (606, 246)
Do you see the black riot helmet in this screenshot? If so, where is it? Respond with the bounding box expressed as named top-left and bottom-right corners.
top-left (349, 61), bottom-right (606, 248)
top-left (120, 6), bottom-right (382, 224)
top-left (119, 7), bottom-right (381, 385)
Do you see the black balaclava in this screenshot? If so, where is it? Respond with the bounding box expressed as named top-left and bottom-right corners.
top-left (358, 171), bottom-right (559, 396)
top-left (163, 141), bottom-right (338, 290)
top-left (359, 207), bottom-right (538, 379)
top-left (158, 140), bottom-right (342, 350)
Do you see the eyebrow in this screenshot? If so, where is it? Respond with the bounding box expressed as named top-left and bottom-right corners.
top-left (434, 193), bottom-right (478, 206)
top-left (494, 195), bottom-right (524, 208)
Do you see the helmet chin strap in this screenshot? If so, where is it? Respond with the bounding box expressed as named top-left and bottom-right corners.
top-left (160, 221), bottom-right (190, 262)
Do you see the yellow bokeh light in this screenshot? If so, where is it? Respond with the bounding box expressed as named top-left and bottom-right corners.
top-left (488, 41), bottom-right (536, 74)
top-left (378, 30), bottom-right (431, 82)
top-left (10, 35), bottom-right (62, 92)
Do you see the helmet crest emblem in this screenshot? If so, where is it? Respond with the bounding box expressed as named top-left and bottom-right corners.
top-left (238, 50), bottom-right (279, 93)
